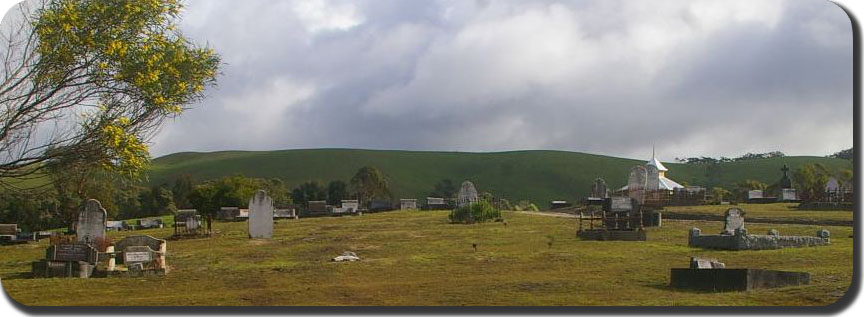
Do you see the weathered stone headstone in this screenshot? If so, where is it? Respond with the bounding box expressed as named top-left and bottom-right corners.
top-left (781, 188), bottom-right (798, 201)
top-left (47, 243), bottom-right (98, 263)
top-left (248, 190), bottom-right (274, 239)
top-left (690, 257), bottom-right (725, 269)
top-left (124, 246), bottom-right (153, 265)
top-left (747, 190), bottom-right (763, 200)
top-left (722, 208), bottom-right (745, 235)
top-left (457, 181), bottom-right (479, 207)
top-left (608, 196), bottom-right (633, 212)
top-left (591, 178), bottom-right (609, 198)
top-left (341, 200), bottom-right (359, 211)
top-left (115, 235), bottom-right (167, 271)
top-left (106, 220), bottom-right (124, 231)
top-left (77, 199), bottom-right (107, 244)
top-left (400, 199), bottom-right (417, 210)
top-left (627, 166), bottom-right (647, 204)
top-left (139, 218), bottom-right (162, 229)
top-left (0, 224), bottom-right (17, 241)
top-left (645, 165), bottom-right (660, 192)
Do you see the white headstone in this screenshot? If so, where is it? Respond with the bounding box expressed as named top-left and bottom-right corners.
top-left (457, 181), bottom-right (479, 207)
top-left (782, 188), bottom-right (798, 201)
top-left (248, 190), bottom-right (274, 239)
top-left (77, 199), bottom-right (107, 244)
top-left (748, 190), bottom-right (763, 200)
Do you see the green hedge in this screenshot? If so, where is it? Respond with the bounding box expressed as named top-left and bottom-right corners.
top-left (448, 200), bottom-right (501, 224)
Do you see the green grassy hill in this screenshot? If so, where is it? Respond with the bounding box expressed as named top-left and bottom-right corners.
top-left (147, 149), bottom-right (852, 206)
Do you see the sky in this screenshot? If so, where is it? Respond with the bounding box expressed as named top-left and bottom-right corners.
top-left (140, 0), bottom-right (853, 161)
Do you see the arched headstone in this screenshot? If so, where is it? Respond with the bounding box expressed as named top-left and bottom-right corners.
top-left (627, 166), bottom-right (647, 204)
top-left (77, 199), bottom-right (107, 244)
top-left (645, 165), bottom-right (660, 192)
top-left (592, 178), bottom-right (609, 198)
top-left (248, 190), bottom-right (274, 239)
top-left (722, 208), bottom-right (745, 235)
top-left (457, 181), bottom-right (479, 207)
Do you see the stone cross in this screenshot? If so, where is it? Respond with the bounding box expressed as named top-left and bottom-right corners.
top-left (722, 208), bottom-right (745, 235)
top-left (457, 181), bottom-right (479, 207)
top-left (77, 199), bottom-right (107, 244)
top-left (248, 190), bottom-right (274, 239)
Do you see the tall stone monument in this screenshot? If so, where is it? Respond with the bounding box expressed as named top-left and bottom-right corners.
top-left (627, 166), bottom-right (648, 204)
top-left (591, 178), bottom-right (609, 198)
top-left (77, 199), bottom-right (107, 244)
top-left (457, 181), bottom-right (479, 207)
top-left (248, 190), bottom-right (274, 239)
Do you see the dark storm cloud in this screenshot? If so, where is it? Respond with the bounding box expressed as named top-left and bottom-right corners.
top-left (150, 0), bottom-right (853, 161)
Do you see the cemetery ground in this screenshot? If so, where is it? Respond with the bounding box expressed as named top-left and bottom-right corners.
top-left (663, 203), bottom-right (854, 226)
top-left (0, 210), bottom-right (852, 306)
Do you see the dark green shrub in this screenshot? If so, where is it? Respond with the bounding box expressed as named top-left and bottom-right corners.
top-left (448, 200), bottom-right (501, 224)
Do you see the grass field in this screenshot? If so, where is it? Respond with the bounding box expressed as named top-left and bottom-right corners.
top-left (0, 209), bottom-right (852, 306)
top-left (663, 203), bottom-right (854, 226)
top-left (145, 149), bottom-right (852, 206)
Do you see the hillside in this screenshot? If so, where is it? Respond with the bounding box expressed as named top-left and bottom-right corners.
top-left (147, 149), bottom-right (853, 206)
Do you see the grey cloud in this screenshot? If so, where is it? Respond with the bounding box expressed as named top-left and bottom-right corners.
top-left (150, 0), bottom-right (853, 161)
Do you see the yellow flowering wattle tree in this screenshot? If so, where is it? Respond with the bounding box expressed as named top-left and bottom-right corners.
top-left (0, 0), bottom-right (220, 189)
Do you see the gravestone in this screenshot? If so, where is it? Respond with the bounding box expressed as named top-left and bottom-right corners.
top-left (139, 218), bottom-right (162, 229)
top-left (174, 210), bottom-right (203, 236)
top-left (400, 199), bottom-right (417, 210)
top-left (248, 190), bottom-right (274, 239)
top-left (0, 224), bottom-right (17, 241)
top-left (114, 235), bottom-right (167, 271)
top-left (690, 257), bottom-right (725, 269)
top-left (341, 200), bottom-right (359, 212)
top-left (457, 181), bottom-right (479, 207)
top-left (106, 221), bottom-right (124, 231)
top-left (627, 166), bottom-right (647, 204)
top-left (47, 243), bottom-right (98, 263)
top-left (748, 190), bottom-right (763, 200)
top-left (77, 199), bottom-right (107, 244)
top-left (308, 201), bottom-right (328, 213)
top-left (591, 178), bottom-right (609, 198)
top-left (123, 245), bottom-right (153, 271)
top-left (781, 188), bottom-right (798, 201)
top-left (607, 197), bottom-right (633, 212)
top-left (645, 165), bottom-right (660, 191)
top-left (722, 208), bottom-right (745, 235)
top-left (32, 243), bottom-right (98, 278)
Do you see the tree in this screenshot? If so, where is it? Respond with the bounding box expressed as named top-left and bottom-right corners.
top-left (0, 0), bottom-right (220, 190)
top-left (171, 174), bottom-right (195, 209)
top-left (327, 180), bottom-right (348, 205)
top-left (350, 166), bottom-right (391, 206)
top-left (793, 164), bottom-right (831, 202)
top-left (291, 181), bottom-right (327, 206)
top-left (710, 187), bottom-right (731, 204)
top-left (734, 179), bottom-right (768, 201)
top-left (828, 148), bottom-right (853, 160)
top-left (258, 178), bottom-right (291, 208)
top-left (429, 179), bottom-right (457, 199)
top-left (138, 185), bottom-right (176, 217)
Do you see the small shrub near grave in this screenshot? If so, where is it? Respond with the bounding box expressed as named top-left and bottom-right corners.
top-left (448, 200), bottom-right (501, 224)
